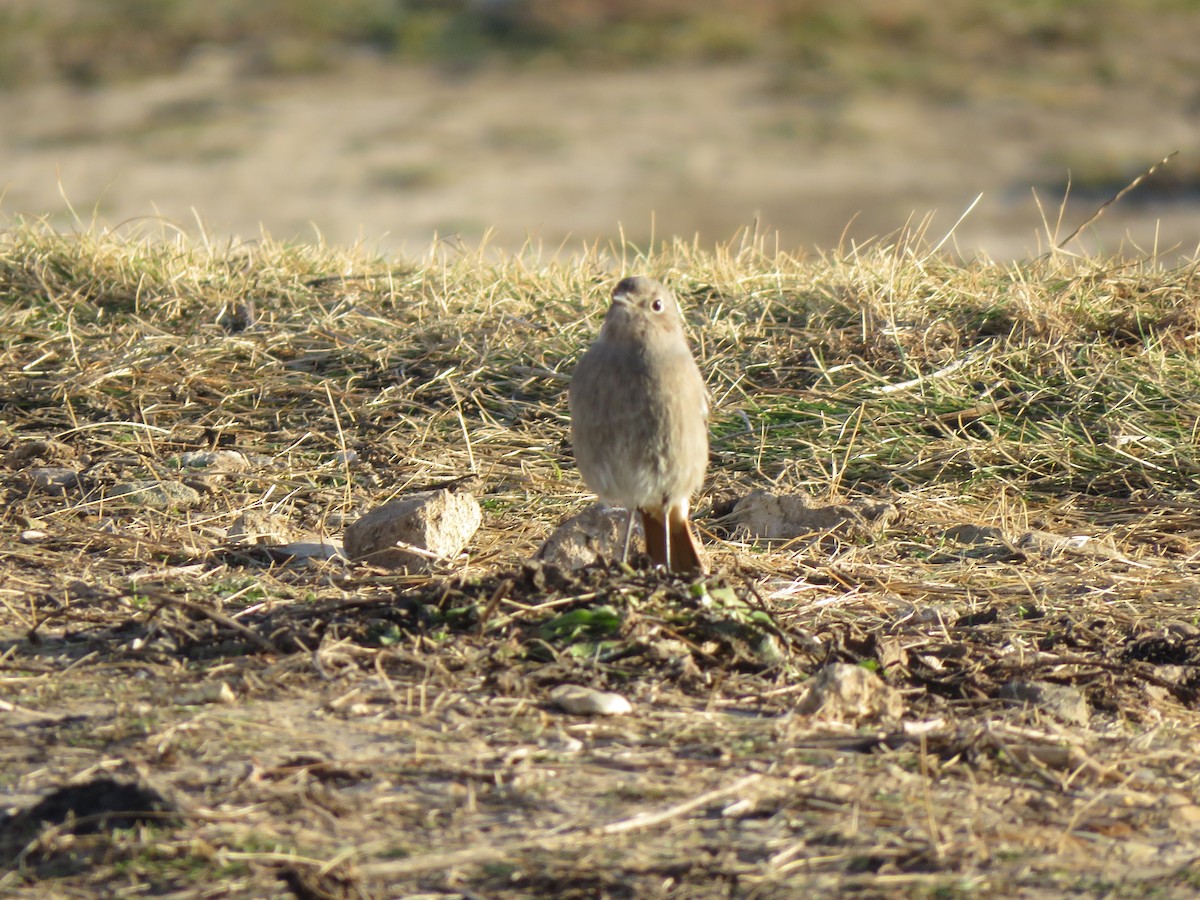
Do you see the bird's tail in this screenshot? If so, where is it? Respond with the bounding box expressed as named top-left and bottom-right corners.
top-left (640, 506), bottom-right (707, 575)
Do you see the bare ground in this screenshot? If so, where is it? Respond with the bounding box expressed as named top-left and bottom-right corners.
top-left (6, 498), bottom-right (1200, 897)
top-left (4, 237), bottom-right (1200, 896)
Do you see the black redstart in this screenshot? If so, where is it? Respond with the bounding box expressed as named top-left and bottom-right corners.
top-left (569, 275), bottom-right (709, 574)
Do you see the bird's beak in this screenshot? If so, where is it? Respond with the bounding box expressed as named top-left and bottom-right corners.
top-left (610, 293), bottom-right (630, 307)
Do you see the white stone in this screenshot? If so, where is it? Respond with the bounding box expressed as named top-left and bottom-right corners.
top-left (795, 663), bottom-right (903, 723)
top-left (537, 505), bottom-right (636, 569)
top-left (343, 489), bottom-right (481, 571)
top-left (174, 682), bottom-right (236, 706)
top-left (729, 490), bottom-right (896, 541)
top-left (227, 509), bottom-right (294, 545)
top-left (109, 480), bottom-right (202, 510)
top-left (998, 679), bottom-right (1090, 726)
top-left (175, 450), bottom-right (250, 472)
top-left (549, 684), bottom-right (632, 716)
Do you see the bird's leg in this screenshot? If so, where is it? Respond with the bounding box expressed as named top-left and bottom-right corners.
top-left (621, 508), bottom-right (637, 564)
top-left (663, 502), bottom-right (672, 571)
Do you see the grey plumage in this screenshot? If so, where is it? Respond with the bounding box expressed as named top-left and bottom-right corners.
top-left (569, 275), bottom-right (709, 573)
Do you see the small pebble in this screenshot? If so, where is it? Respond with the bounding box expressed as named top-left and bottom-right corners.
top-left (174, 682), bottom-right (237, 706)
top-left (549, 684), bottom-right (632, 717)
top-left (998, 679), bottom-right (1090, 726)
top-left (176, 450), bottom-right (250, 471)
top-left (26, 467), bottom-right (82, 495)
top-left (110, 480), bottom-right (202, 510)
top-left (796, 663), bottom-right (904, 722)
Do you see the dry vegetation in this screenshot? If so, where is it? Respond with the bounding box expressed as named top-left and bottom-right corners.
top-left (4, 220), bottom-right (1200, 897)
top-left (6, 1), bottom-right (1198, 258)
top-left (4, 0), bottom-right (1195, 91)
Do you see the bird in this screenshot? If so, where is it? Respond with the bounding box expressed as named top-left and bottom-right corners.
top-left (569, 275), bottom-right (709, 574)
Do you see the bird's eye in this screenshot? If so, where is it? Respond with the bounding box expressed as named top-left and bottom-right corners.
top-left (651, 298), bottom-right (664, 312)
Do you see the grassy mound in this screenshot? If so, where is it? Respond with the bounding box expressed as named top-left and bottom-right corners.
top-left (3, 222), bottom-right (1200, 896)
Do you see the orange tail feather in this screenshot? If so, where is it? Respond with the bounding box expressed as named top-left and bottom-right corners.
top-left (639, 507), bottom-right (707, 575)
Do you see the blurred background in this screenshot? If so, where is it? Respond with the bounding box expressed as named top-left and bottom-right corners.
top-left (1, 0), bottom-right (1197, 260)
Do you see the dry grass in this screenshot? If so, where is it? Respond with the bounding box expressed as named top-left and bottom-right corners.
top-left (4, 220), bottom-right (1200, 896)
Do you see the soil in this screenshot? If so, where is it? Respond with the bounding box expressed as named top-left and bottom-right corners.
top-left (5, 476), bottom-right (1200, 895)
top-left (4, 52), bottom-right (1200, 898)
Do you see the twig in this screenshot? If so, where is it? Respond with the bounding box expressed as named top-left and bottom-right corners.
top-left (511, 365), bottom-right (570, 383)
top-left (871, 350), bottom-right (980, 395)
top-left (598, 773), bottom-right (762, 834)
top-left (477, 577), bottom-right (511, 636)
top-left (0, 697), bottom-right (63, 721)
top-left (303, 269), bottom-right (414, 288)
top-left (1054, 151), bottom-right (1179, 251)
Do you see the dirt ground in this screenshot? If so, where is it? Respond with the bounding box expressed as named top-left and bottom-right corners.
top-left (4, 43), bottom-right (1200, 896)
top-left (4, 237), bottom-right (1200, 895)
top-left (1, 56), bottom-right (1199, 260)
top-left (6, 471), bottom-right (1200, 897)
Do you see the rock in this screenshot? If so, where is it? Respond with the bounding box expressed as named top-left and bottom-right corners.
top-left (1169, 803), bottom-right (1200, 832)
top-left (24, 466), bottom-right (84, 496)
top-left (343, 489), bottom-right (481, 571)
top-left (109, 480), bottom-right (202, 510)
top-left (795, 663), bottom-right (903, 723)
top-left (227, 509), bottom-right (294, 545)
top-left (19, 529), bottom-right (49, 543)
top-left (1164, 621), bottom-right (1200, 638)
top-left (174, 450), bottom-right (251, 473)
top-left (940, 523), bottom-right (1006, 544)
top-left (6, 439), bottom-right (77, 468)
top-left (174, 681), bottom-right (237, 706)
top-left (537, 505), bottom-right (635, 569)
top-left (998, 680), bottom-right (1090, 726)
top-left (728, 490), bottom-right (897, 542)
top-left (549, 684), bottom-right (632, 716)
top-left (936, 523), bottom-right (1023, 562)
